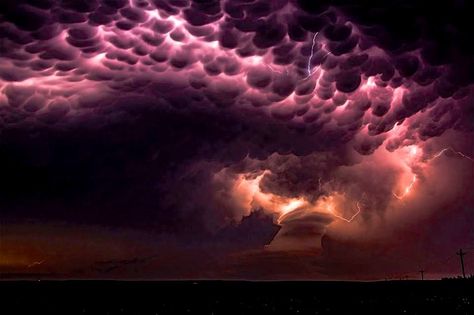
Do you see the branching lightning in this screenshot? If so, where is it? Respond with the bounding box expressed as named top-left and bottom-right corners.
top-left (327, 201), bottom-right (362, 223)
top-left (304, 33), bottom-right (331, 80)
top-left (266, 64), bottom-right (288, 75)
top-left (393, 146), bottom-right (473, 201)
top-left (306, 32), bottom-right (318, 78)
top-left (393, 174), bottom-right (417, 200)
top-left (429, 147), bottom-right (474, 162)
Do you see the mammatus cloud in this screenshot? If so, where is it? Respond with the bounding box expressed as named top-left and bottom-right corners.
top-left (0, 0), bottom-right (473, 279)
top-left (1, 0), bottom-right (472, 144)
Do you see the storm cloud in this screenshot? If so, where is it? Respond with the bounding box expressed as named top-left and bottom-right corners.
top-left (0, 0), bottom-right (473, 279)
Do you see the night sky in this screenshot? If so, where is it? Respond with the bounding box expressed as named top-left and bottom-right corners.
top-left (0, 0), bottom-right (473, 280)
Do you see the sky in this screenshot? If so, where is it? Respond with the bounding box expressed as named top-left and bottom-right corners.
top-left (0, 0), bottom-right (473, 280)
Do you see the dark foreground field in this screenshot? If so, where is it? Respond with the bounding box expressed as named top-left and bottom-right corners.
top-left (1, 280), bottom-right (472, 315)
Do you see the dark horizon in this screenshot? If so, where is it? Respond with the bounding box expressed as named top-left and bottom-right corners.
top-left (2, 280), bottom-right (473, 314)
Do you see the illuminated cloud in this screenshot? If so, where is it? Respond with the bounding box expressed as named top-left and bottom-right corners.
top-left (0, 0), bottom-right (473, 279)
top-left (0, 0), bottom-right (472, 146)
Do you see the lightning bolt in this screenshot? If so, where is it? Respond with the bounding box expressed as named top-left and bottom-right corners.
top-left (261, 32), bottom-right (328, 79)
top-left (429, 147), bottom-right (474, 162)
top-left (306, 32), bottom-right (318, 78)
top-left (27, 260), bottom-right (45, 268)
top-left (393, 146), bottom-right (472, 201)
top-left (393, 174), bottom-right (417, 200)
top-left (266, 64), bottom-right (288, 75)
top-left (327, 201), bottom-right (362, 223)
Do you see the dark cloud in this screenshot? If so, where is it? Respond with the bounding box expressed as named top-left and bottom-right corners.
top-left (0, 0), bottom-right (473, 279)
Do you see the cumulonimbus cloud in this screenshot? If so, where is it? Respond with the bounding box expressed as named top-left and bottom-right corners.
top-left (1, 0), bottom-right (473, 278)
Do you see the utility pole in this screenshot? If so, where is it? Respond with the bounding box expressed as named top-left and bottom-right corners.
top-left (419, 269), bottom-right (425, 280)
top-left (456, 249), bottom-right (466, 279)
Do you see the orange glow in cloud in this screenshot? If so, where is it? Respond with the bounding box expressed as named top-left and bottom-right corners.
top-left (232, 172), bottom-right (309, 222)
top-left (313, 194), bottom-right (362, 223)
top-left (391, 145), bottom-right (420, 201)
top-left (226, 144), bottom-right (472, 230)
top-left (322, 197), bottom-right (362, 223)
top-left (279, 199), bottom-right (306, 216)
top-left (393, 174), bottom-right (417, 200)
top-left (233, 172), bottom-right (307, 223)
top-left (232, 172), bottom-right (361, 225)
top-left (229, 142), bottom-right (474, 227)
top-left (390, 144), bottom-right (473, 201)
